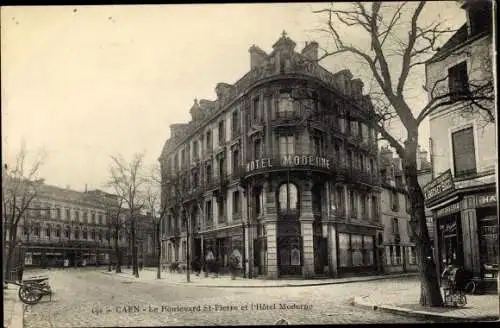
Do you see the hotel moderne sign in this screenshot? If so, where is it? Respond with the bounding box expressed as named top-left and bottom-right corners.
top-left (246, 155), bottom-right (332, 173)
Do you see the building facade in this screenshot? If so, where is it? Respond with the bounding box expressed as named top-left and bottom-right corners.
top-left (424, 0), bottom-right (497, 289)
top-left (160, 32), bottom-right (383, 279)
top-left (378, 147), bottom-right (418, 273)
top-left (5, 184), bottom-right (129, 268)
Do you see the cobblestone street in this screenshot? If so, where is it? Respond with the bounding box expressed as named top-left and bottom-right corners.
top-left (22, 269), bottom-right (428, 327)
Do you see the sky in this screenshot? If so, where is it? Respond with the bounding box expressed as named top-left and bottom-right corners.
top-left (1, 3), bottom-right (466, 191)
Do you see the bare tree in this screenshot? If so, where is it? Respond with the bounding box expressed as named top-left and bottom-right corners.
top-left (309, 2), bottom-right (494, 306)
top-left (2, 143), bottom-right (45, 280)
top-left (107, 153), bottom-right (146, 278)
top-left (104, 195), bottom-right (125, 273)
top-left (145, 164), bottom-right (171, 279)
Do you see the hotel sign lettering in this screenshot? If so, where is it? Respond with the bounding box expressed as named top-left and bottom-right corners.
top-left (246, 155), bottom-right (331, 173)
top-left (423, 169), bottom-right (454, 202)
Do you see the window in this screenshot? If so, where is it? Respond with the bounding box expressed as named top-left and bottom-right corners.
top-left (45, 225), bottom-right (51, 238)
top-left (34, 223), bottom-right (40, 237)
top-left (231, 110), bottom-right (239, 137)
top-left (218, 197), bottom-right (225, 223)
top-left (218, 120), bottom-right (225, 145)
top-left (206, 131), bottom-right (212, 151)
top-left (55, 226), bottom-right (61, 238)
top-left (279, 135), bottom-right (294, 156)
top-left (351, 235), bottom-right (363, 266)
top-left (83, 229), bottom-right (88, 240)
top-left (65, 226), bottom-right (70, 239)
top-left (392, 217), bottom-right (399, 234)
top-left (56, 208), bottom-right (61, 219)
top-left (278, 92), bottom-right (294, 118)
top-left (358, 122), bottom-right (363, 139)
top-left (193, 140), bottom-right (199, 161)
top-left (335, 144), bottom-right (341, 163)
top-left (348, 150), bottom-right (353, 168)
top-left (219, 157), bottom-right (226, 179)
top-left (312, 135), bottom-right (322, 156)
top-left (452, 127), bottom-right (476, 177)
top-left (361, 195), bottom-right (367, 217)
top-left (83, 211), bottom-right (88, 223)
top-left (232, 149), bottom-right (240, 173)
top-left (336, 188), bottom-right (344, 216)
top-left (254, 139), bottom-right (262, 158)
top-left (349, 190), bottom-right (356, 217)
top-left (181, 149), bottom-right (186, 168)
top-left (371, 195), bottom-right (378, 220)
top-left (23, 224), bottom-right (29, 236)
top-left (370, 159), bottom-right (375, 175)
top-left (233, 191), bottom-right (240, 214)
top-left (91, 213), bottom-right (96, 224)
top-left (338, 233), bottom-right (350, 267)
top-left (193, 170), bottom-right (199, 187)
top-left (448, 61), bottom-right (469, 100)
top-left (205, 200), bottom-right (213, 224)
top-left (253, 97), bottom-right (261, 122)
top-left (278, 183), bottom-right (298, 211)
top-left (360, 154), bottom-right (365, 172)
top-left (91, 229), bottom-right (96, 240)
top-left (74, 229), bottom-right (80, 239)
top-left (363, 235), bottom-right (374, 266)
top-left (99, 215), bottom-right (103, 225)
top-left (391, 190), bottom-right (399, 211)
top-left (66, 209), bottom-right (71, 220)
top-left (206, 163), bottom-right (212, 184)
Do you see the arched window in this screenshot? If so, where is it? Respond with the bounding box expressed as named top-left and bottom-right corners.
top-left (55, 225), bottom-right (61, 238)
top-left (278, 183), bottom-right (298, 211)
top-left (65, 226), bottom-right (71, 239)
top-left (83, 228), bottom-right (88, 240)
top-left (45, 224), bottom-right (51, 238)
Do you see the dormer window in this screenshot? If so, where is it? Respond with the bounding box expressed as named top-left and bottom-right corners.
top-left (448, 61), bottom-right (469, 100)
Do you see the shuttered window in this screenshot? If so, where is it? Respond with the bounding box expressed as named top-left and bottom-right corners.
top-left (452, 127), bottom-right (476, 177)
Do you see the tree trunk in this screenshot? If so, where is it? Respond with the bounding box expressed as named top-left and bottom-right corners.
top-left (127, 235), bottom-right (132, 269)
top-left (114, 229), bottom-right (122, 273)
top-left (156, 223), bottom-right (161, 279)
top-left (403, 139), bottom-right (444, 307)
top-left (131, 218), bottom-right (139, 278)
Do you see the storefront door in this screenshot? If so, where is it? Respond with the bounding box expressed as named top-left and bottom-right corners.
top-left (439, 214), bottom-right (464, 267)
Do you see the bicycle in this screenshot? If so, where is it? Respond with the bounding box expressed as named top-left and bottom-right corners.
top-left (442, 284), bottom-right (467, 307)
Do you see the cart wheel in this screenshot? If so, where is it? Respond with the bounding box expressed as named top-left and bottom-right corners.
top-left (18, 286), bottom-right (42, 305)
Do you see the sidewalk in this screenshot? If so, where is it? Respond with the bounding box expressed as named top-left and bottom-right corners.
top-left (101, 267), bottom-right (418, 288)
top-left (353, 281), bottom-right (499, 322)
top-left (3, 286), bottom-right (24, 328)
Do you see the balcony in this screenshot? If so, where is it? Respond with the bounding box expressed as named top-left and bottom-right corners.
top-left (271, 111), bottom-right (300, 127)
top-left (231, 128), bottom-right (241, 139)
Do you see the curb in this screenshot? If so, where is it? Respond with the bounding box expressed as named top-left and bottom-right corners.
top-left (353, 296), bottom-right (499, 322)
top-left (101, 271), bottom-right (418, 288)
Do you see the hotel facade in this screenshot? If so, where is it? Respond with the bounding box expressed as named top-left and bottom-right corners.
top-left (159, 33), bottom-right (384, 279)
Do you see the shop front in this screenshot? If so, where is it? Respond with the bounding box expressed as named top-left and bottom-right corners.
top-left (425, 171), bottom-right (498, 291)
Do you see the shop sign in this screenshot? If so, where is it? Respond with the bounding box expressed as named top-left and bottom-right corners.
top-left (423, 170), bottom-right (454, 202)
top-left (435, 202), bottom-right (461, 218)
top-left (246, 158), bottom-right (273, 172)
top-left (477, 193), bottom-right (497, 207)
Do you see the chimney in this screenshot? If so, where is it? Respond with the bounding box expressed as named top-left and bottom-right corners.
top-left (351, 78), bottom-right (364, 99)
top-left (249, 45), bottom-right (268, 70)
top-left (215, 83), bottom-right (233, 102)
top-left (334, 69), bottom-right (353, 95)
top-left (301, 41), bottom-right (318, 61)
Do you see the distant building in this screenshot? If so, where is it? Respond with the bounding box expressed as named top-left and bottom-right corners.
top-left (136, 213), bottom-right (157, 267)
top-left (378, 146), bottom-right (417, 273)
top-left (424, 0), bottom-right (497, 289)
top-left (5, 184), bottom-right (128, 268)
top-left (159, 32), bottom-right (383, 279)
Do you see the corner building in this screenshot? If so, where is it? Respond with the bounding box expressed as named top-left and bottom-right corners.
top-left (159, 33), bottom-right (383, 279)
